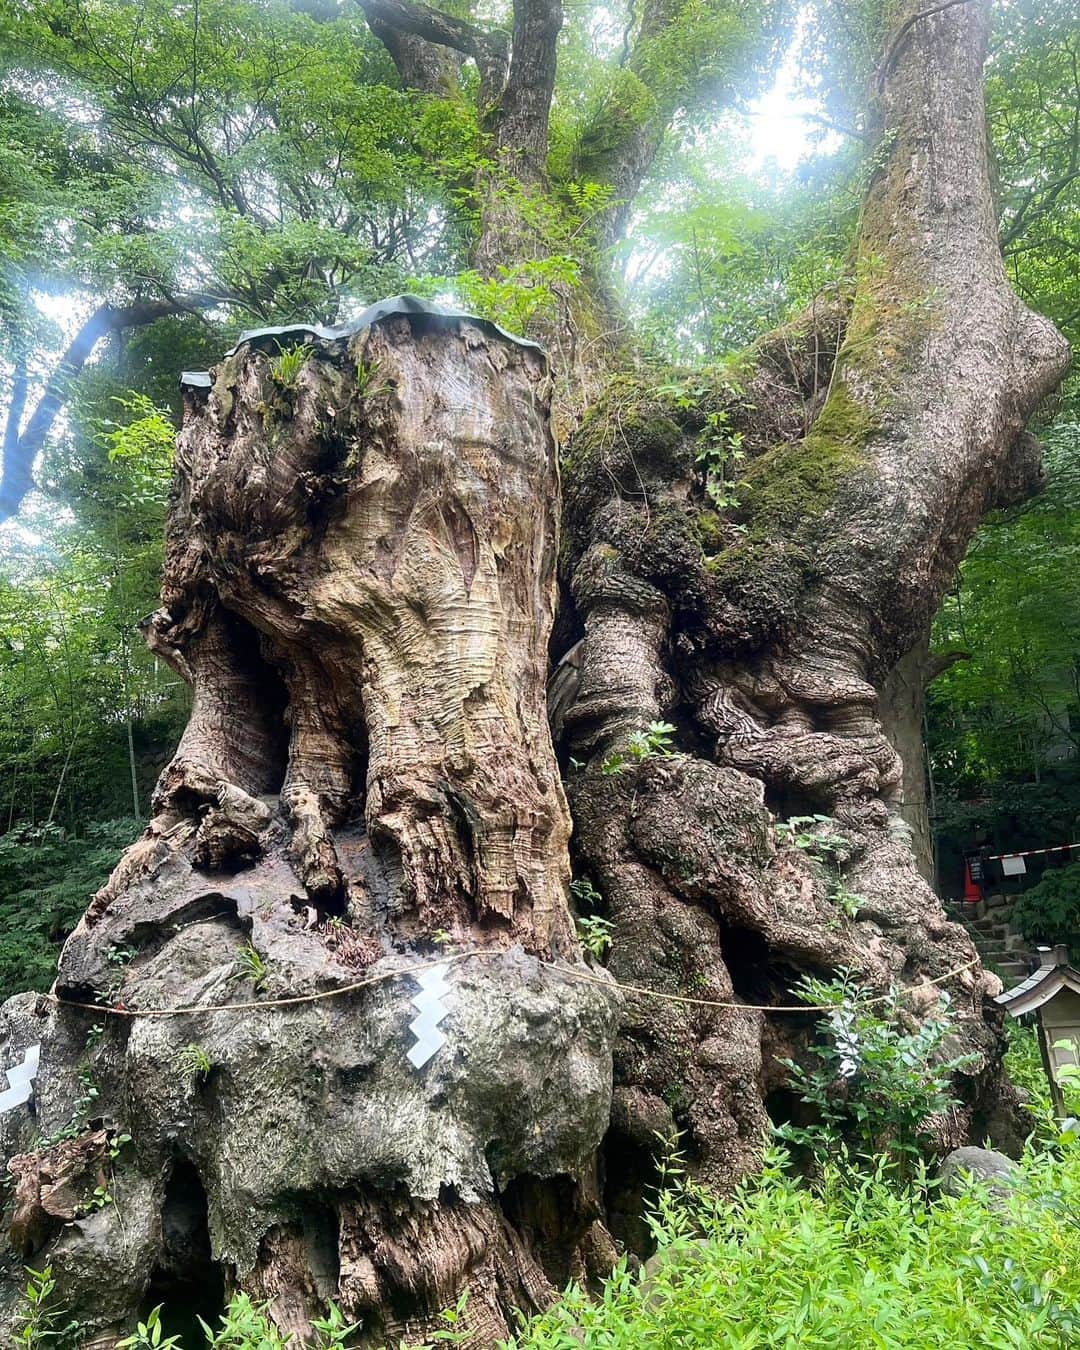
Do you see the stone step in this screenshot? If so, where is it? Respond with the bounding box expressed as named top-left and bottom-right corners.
top-left (974, 937), bottom-right (1009, 956)
top-left (997, 960), bottom-right (1031, 983)
top-left (973, 927), bottom-right (1011, 944)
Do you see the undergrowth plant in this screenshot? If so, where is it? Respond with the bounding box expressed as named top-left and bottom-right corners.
top-left (268, 342), bottom-right (313, 390)
top-left (601, 720), bottom-right (677, 776)
top-left (506, 1139), bottom-right (1080, 1348)
top-left (175, 1043), bottom-right (213, 1081)
top-left (775, 973), bottom-right (977, 1177)
top-left (12, 1267), bottom-right (79, 1350)
top-left (576, 914), bottom-right (614, 961)
top-left (775, 814), bottom-right (866, 922)
top-left (355, 357), bottom-right (393, 401)
top-left (229, 943), bottom-right (268, 992)
top-left (198, 1291), bottom-right (466, 1350)
top-left (117, 1305), bottom-right (180, 1350)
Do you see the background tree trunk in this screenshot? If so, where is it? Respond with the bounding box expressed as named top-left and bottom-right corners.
top-left (879, 638), bottom-right (969, 890)
top-left (879, 636), bottom-right (938, 886)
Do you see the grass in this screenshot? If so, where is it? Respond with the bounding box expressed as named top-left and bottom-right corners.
top-left (506, 1027), bottom-right (1080, 1349)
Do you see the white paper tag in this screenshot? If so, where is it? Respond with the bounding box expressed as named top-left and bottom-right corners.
top-left (407, 965), bottom-right (451, 1070)
top-left (0, 1043), bottom-right (41, 1113)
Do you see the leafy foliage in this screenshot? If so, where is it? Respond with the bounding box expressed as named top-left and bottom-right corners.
top-left (601, 720), bottom-right (677, 777)
top-left (988, 0), bottom-right (1080, 350)
top-left (268, 343), bottom-right (313, 391)
top-left (1011, 861), bottom-right (1080, 963)
top-left (11, 1267), bottom-right (79, 1350)
top-left (229, 942), bottom-right (268, 992)
top-left (174, 1043), bottom-right (214, 1082)
top-left (775, 975), bottom-right (976, 1176)
top-left (11, 1263), bottom-right (82, 1350)
top-left (575, 914), bottom-right (614, 961)
top-left (775, 816), bottom-right (863, 921)
top-left (0, 388), bottom-right (189, 834)
top-left (0, 819), bottom-right (135, 999)
top-left (509, 1141), bottom-right (1080, 1348)
top-left (197, 1291), bottom-right (463, 1350)
top-left (117, 1306), bottom-right (181, 1350)
top-left (930, 422), bottom-right (1080, 792)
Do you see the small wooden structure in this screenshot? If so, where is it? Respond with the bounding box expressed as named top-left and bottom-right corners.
top-left (996, 945), bottom-right (1080, 1116)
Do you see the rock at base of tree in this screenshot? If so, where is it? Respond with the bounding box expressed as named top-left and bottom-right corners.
top-left (939, 1146), bottom-right (1020, 1200)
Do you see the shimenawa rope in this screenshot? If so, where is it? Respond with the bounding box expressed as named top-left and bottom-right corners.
top-left (41, 951), bottom-right (984, 1020)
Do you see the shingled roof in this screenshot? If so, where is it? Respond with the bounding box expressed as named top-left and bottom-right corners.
top-left (995, 945), bottom-right (1080, 1016)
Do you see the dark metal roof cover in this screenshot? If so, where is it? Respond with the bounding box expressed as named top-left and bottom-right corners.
top-left (995, 945), bottom-right (1080, 1015)
top-left (179, 294), bottom-right (545, 390)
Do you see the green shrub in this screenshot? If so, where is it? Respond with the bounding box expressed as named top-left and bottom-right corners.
top-left (509, 1142), bottom-right (1080, 1348)
top-left (16, 1140), bottom-right (1080, 1348)
top-left (196, 1291), bottom-right (460, 1350)
top-left (775, 974), bottom-right (977, 1177)
top-left (0, 819), bottom-right (136, 1000)
top-left (1011, 862), bottom-right (1080, 962)
top-left (1003, 1020), bottom-right (1071, 1131)
top-left (12, 1266), bottom-right (80, 1350)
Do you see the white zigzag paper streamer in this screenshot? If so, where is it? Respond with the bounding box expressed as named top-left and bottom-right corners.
top-left (407, 965), bottom-right (450, 1069)
top-left (0, 1043), bottom-right (40, 1113)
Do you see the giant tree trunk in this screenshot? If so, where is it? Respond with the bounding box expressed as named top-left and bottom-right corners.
top-left (0, 3), bottom-right (1070, 1345)
top-left (555, 0), bottom-right (1068, 1236)
top-left (0, 307), bottom-right (618, 1346)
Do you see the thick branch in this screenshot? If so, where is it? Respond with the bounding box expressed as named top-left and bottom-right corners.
top-left (491, 0), bottom-right (562, 176)
top-left (364, 17), bottom-right (464, 93)
top-left (358, 0), bottom-right (508, 101)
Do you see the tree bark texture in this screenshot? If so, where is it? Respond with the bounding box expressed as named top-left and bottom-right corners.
top-left (554, 0), bottom-right (1069, 1239)
top-left (879, 637), bottom-right (969, 889)
top-left (0, 311), bottom-right (618, 1346)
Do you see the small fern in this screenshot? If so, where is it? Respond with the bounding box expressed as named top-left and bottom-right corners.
top-left (229, 942), bottom-right (268, 991)
top-left (175, 1043), bottom-right (213, 1080)
top-left (268, 341), bottom-right (312, 389)
top-left (576, 914), bottom-right (614, 960)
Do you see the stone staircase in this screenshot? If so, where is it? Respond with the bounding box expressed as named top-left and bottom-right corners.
top-left (949, 895), bottom-right (1037, 986)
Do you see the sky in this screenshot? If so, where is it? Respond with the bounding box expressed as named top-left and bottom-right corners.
top-left (747, 68), bottom-right (824, 171)
top-left (745, 9), bottom-right (836, 171)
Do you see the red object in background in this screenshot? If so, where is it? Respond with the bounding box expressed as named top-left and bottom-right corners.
top-left (963, 861), bottom-right (982, 904)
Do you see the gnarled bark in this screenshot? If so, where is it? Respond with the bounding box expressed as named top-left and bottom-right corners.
top-left (0, 310), bottom-right (617, 1346)
top-left (556, 0), bottom-right (1069, 1233)
top-left (0, 3), bottom-right (1070, 1344)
